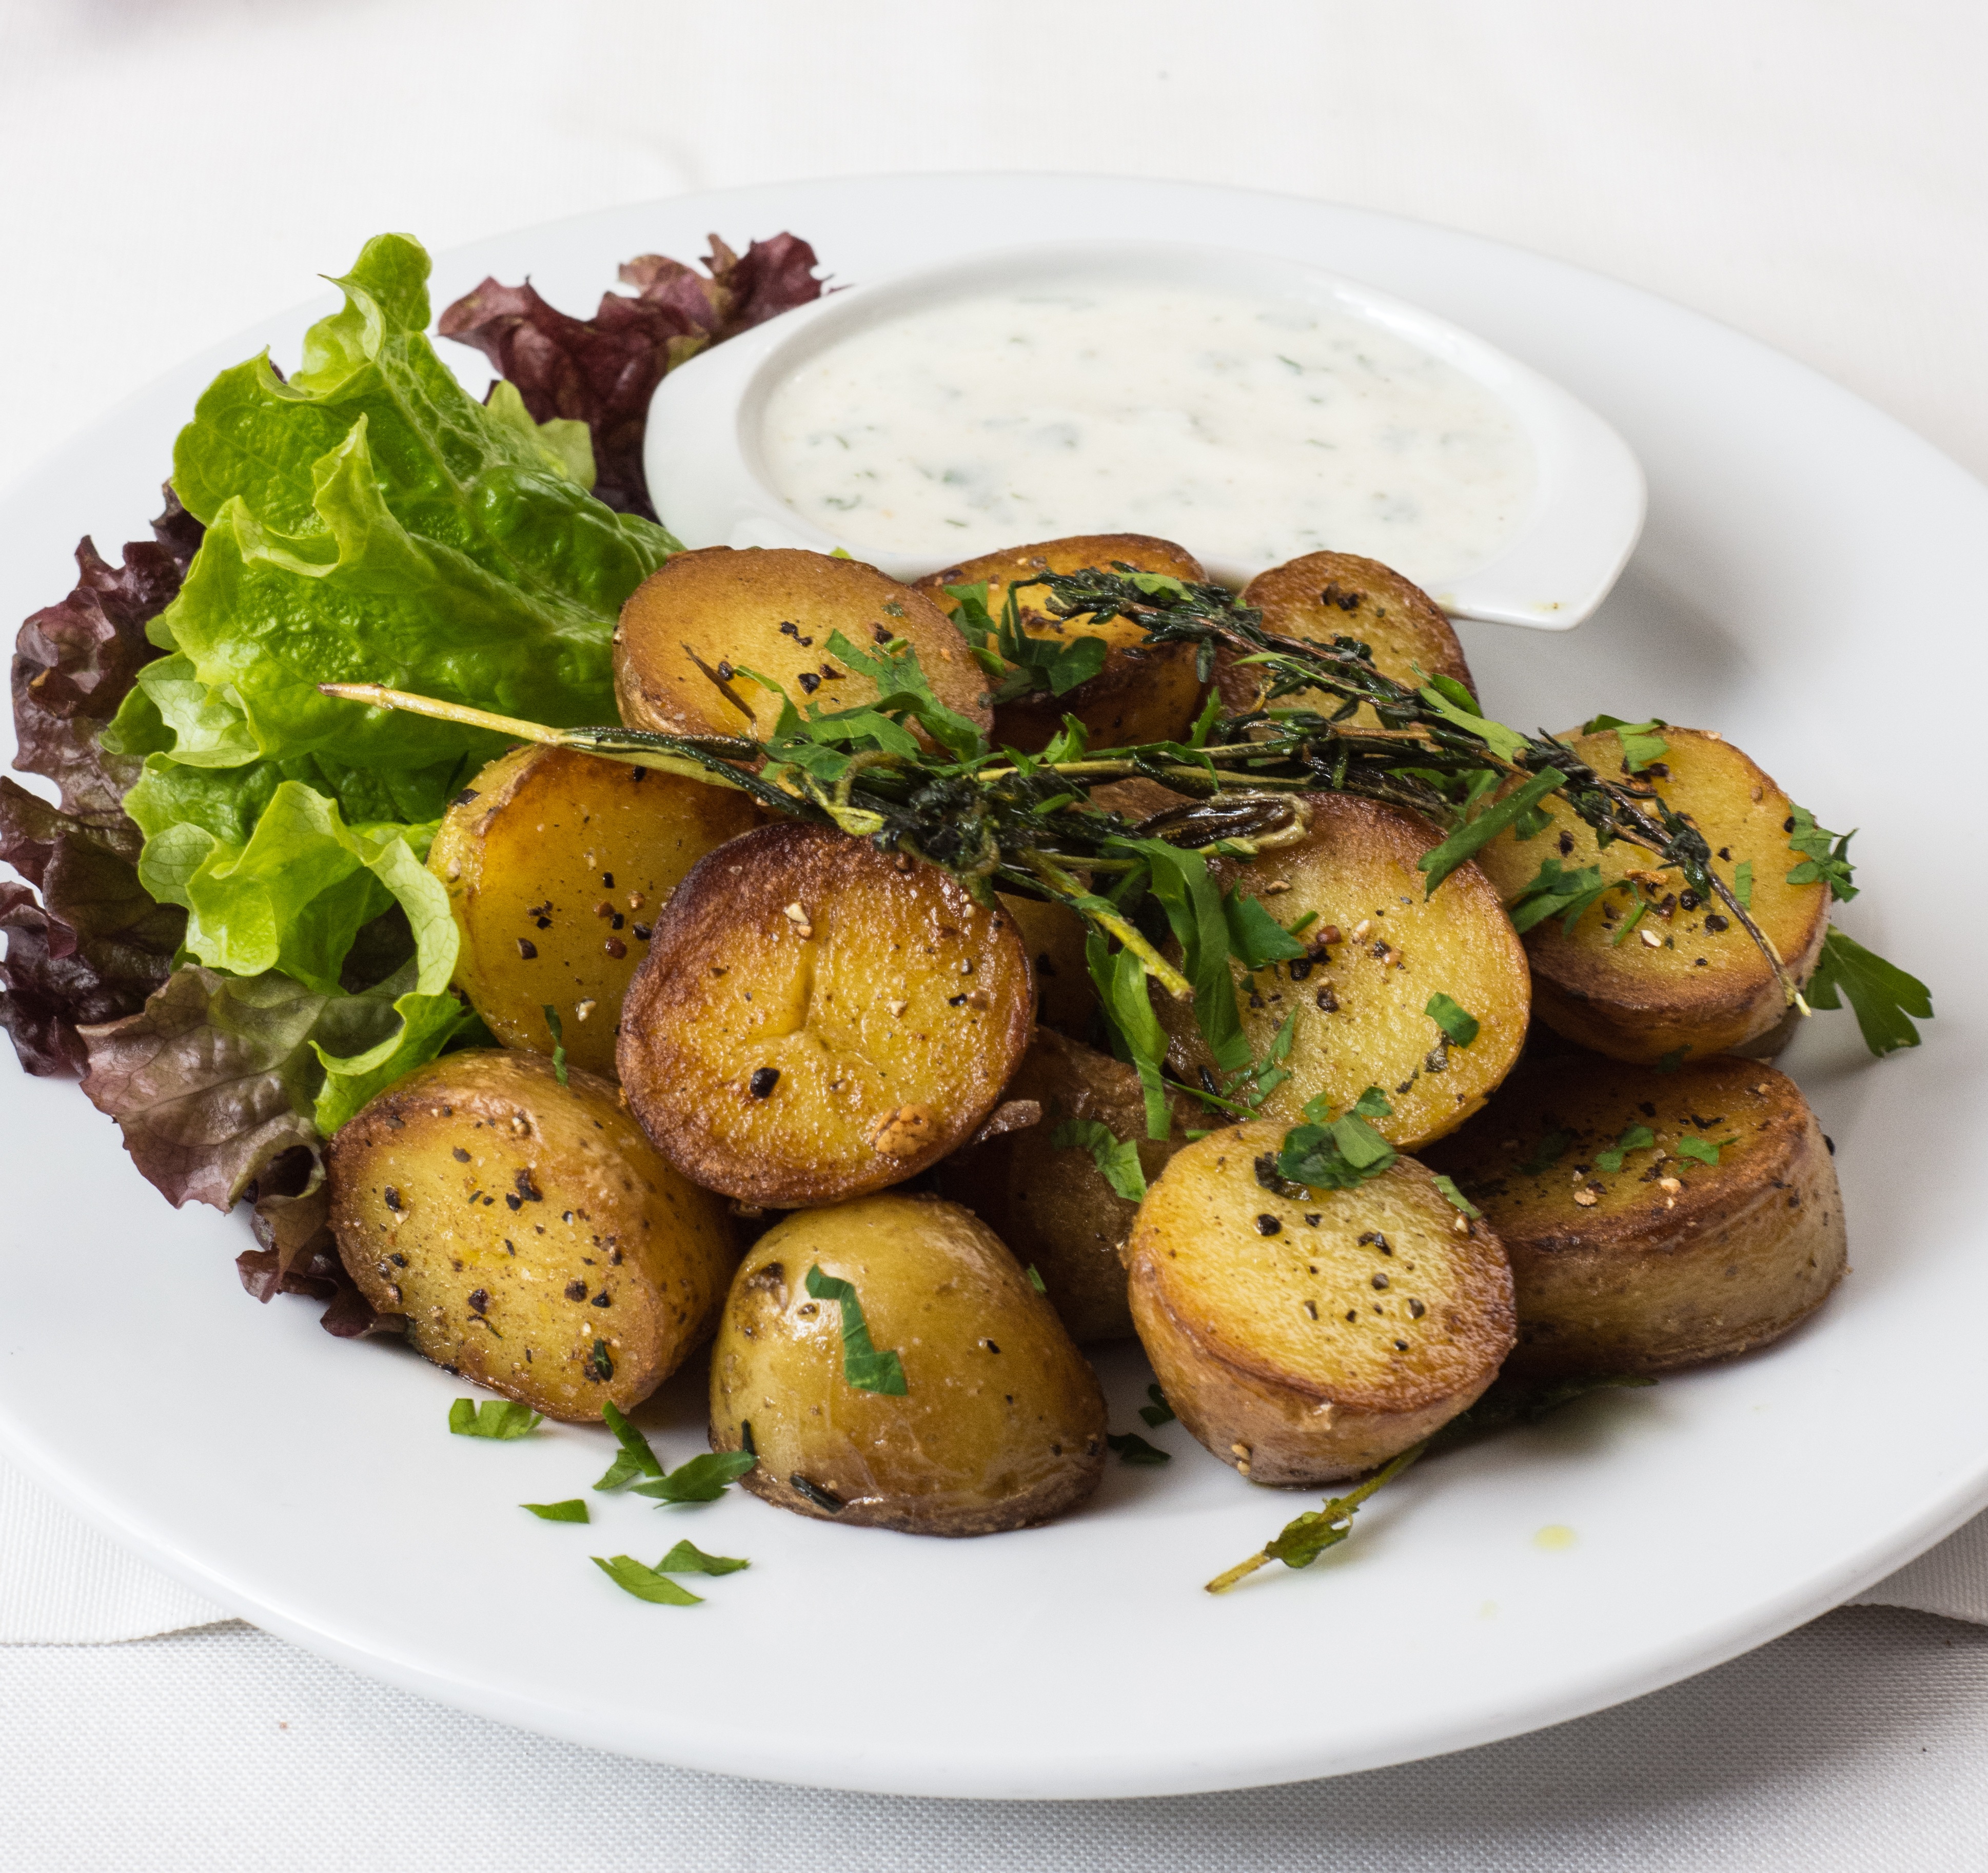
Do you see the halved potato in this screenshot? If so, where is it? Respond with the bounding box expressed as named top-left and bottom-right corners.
top-left (1125, 1122), bottom-right (1514, 1485)
top-left (915, 534), bottom-right (1209, 752)
top-left (426, 744), bottom-right (761, 1077)
top-left (1474, 726), bottom-right (1829, 1063)
top-left (708, 1193), bottom-right (1107, 1535)
top-left (998, 892), bottom-right (1097, 1036)
top-left (1424, 1052), bottom-right (1846, 1375)
top-left (939, 1030), bottom-right (1187, 1342)
top-left (614, 546), bottom-right (991, 745)
top-left (326, 1050), bottom-right (736, 1421)
top-left (617, 822), bottom-right (1033, 1206)
top-left (1156, 793), bottom-right (1530, 1150)
top-left (1226, 552), bottom-right (1475, 720)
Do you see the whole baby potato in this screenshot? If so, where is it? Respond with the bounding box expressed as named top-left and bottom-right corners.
top-left (617, 822), bottom-right (1034, 1207)
top-left (1154, 793), bottom-right (1530, 1151)
top-left (708, 1194), bottom-right (1107, 1535)
top-left (327, 1051), bottom-right (737, 1421)
top-left (614, 546), bottom-right (990, 746)
top-left (426, 743), bottom-right (760, 1077)
top-left (1126, 1122), bottom-right (1514, 1485)
top-left (916, 534), bottom-right (1209, 752)
top-left (1474, 726), bottom-right (1829, 1063)
top-left (1425, 1052), bottom-right (1847, 1375)
top-left (1227, 552), bottom-right (1475, 721)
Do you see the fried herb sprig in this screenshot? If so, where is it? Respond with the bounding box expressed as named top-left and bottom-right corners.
top-left (321, 567), bottom-right (1915, 1056)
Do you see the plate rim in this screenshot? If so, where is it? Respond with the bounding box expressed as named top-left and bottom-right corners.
top-left (1, 169), bottom-right (1980, 1799)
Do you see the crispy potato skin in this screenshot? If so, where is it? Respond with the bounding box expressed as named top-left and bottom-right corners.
top-left (1227, 554), bottom-right (1474, 720)
top-left (1424, 1053), bottom-right (1846, 1375)
top-left (940, 1031), bottom-right (1186, 1342)
top-left (1126, 1123), bottom-right (1513, 1485)
top-left (999, 893), bottom-right (1097, 1036)
top-left (617, 822), bottom-right (1033, 1206)
top-left (916, 534), bottom-right (1208, 752)
top-left (1156, 794), bottom-right (1530, 1150)
top-left (1476, 727), bottom-right (1828, 1064)
top-left (613, 546), bottom-right (990, 745)
top-left (327, 1051), bottom-right (736, 1422)
top-left (426, 744), bottom-right (760, 1078)
top-left (708, 1194), bottom-right (1106, 1535)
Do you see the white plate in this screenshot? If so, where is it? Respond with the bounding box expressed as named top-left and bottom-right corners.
top-left (0, 175), bottom-right (1976, 1801)
top-left (645, 238), bottom-right (1646, 626)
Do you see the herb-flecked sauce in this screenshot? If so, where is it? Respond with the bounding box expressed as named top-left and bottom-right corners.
top-left (758, 282), bottom-right (1537, 586)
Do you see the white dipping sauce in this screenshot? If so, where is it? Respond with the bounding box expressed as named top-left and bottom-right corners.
top-left (757, 281), bottom-right (1537, 588)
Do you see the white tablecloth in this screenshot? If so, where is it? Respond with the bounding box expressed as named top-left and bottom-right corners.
top-left (4, 0), bottom-right (1986, 1862)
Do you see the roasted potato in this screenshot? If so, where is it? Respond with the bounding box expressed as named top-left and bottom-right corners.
top-left (999, 892), bottom-right (1096, 1036)
top-left (426, 744), bottom-right (760, 1077)
top-left (1125, 1122), bottom-right (1514, 1485)
top-left (1474, 726), bottom-right (1829, 1064)
top-left (617, 822), bottom-right (1034, 1206)
top-left (940, 1030), bottom-right (1187, 1342)
top-left (708, 1193), bottom-right (1107, 1535)
top-left (1156, 793), bottom-right (1530, 1150)
top-left (613, 546), bottom-right (991, 745)
top-left (326, 1051), bottom-right (736, 1421)
top-left (1225, 553), bottom-right (1475, 720)
top-left (1424, 1052), bottom-right (1846, 1376)
top-left (916, 534), bottom-right (1209, 752)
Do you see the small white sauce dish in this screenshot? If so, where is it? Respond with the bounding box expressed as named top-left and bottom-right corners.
top-left (644, 241), bottom-right (1645, 630)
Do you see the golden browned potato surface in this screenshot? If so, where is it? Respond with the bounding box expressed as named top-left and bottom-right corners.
top-left (1156, 793), bottom-right (1530, 1150)
top-left (1475, 726), bottom-right (1828, 1064)
top-left (1126, 1123), bottom-right (1514, 1485)
top-left (426, 744), bottom-right (761, 1078)
top-left (939, 1030), bottom-right (1186, 1342)
top-left (708, 1194), bottom-right (1107, 1535)
top-left (326, 1051), bottom-right (736, 1421)
top-left (916, 534), bottom-right (1208, 752)
top-left (617, 822), bottom-right (1034, 1206)
top-left (614, 546), bottom-right (991, 744)
top-left (1424, 1052), bottom-right (1846, 1375)
top-left (1226, 553), bottom-right (1475, 719)
top-left (998, 892), bottom-right (1097, 1036)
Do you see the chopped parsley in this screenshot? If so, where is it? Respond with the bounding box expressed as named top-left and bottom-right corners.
top-left (448, 1398), bottom-right (542, 1440)
top-left (1431, 1173), bottom-right (1481, 1218)
top-left (945, 579), bottom-right (1110, 700)
top-left (1275, 1088), bottom-right (1396, 1191)
top-left (1583, 713), bottom-right (1669, 773)
top-left (541, 1003), bottom-right (568, 1086)
top-left (1806, 924), bottom-right (1932, 1056)
top-left (1594, 1124), bottom-right (1656, 1173)
top-left (1424, 993), bottom-right (1480, 1048)
top-left (594, 1399), bottom-right (666, 1490)
top-left (1674, 1134), bottom-right (1737, 1166)
top-left (1025, 1264), bottom-right (1047, 1294)
top-left (1222, 888), bottom-right (1309, 969)
top-left (521, 1499), bottom-right (589, 1523)
top-left (1514, 1129), bottom-right (1572, 1177)
top-left (591, 1554), bottom-right (703, 1606)
top-left (632, 1450), bottom-right (758, 1506)
top-left (805, 1265), bottom-right (909, 1394)
top-left (1731, 858), bottom-right (1754, 908)
top-left (1506, 857), bottom-right (1608, 935)
top-left (1784, 806), bottom-right (1858, 901)
top-left (1138, 1384), bottom-right (1176, 1428)
top-left (656, 1540), bottom-right (750, 1576)
top-left (1052, 1118), bottom-right (1148, 1202)
top-left (1106, 1431), bottom-right (1171, 1466)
